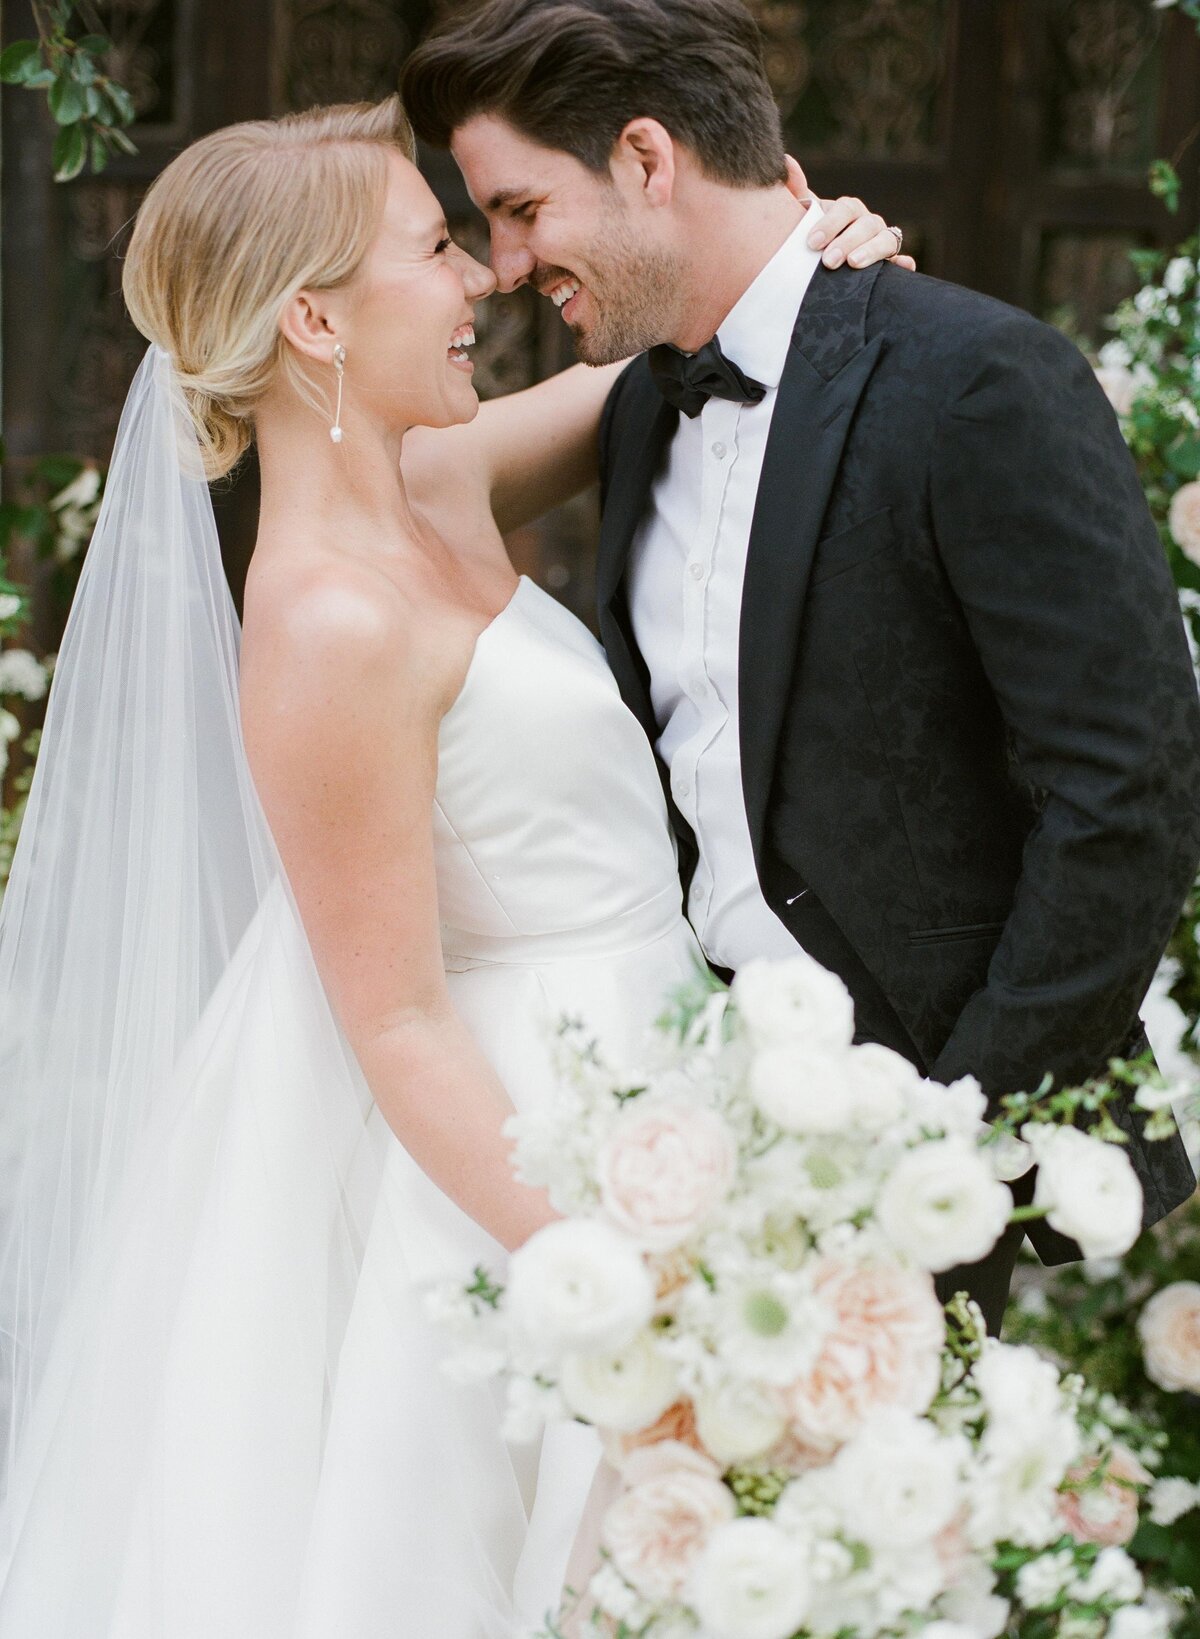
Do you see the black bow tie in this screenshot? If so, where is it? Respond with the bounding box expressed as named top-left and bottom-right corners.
top-left (647, 337), bottom-right (767, 419)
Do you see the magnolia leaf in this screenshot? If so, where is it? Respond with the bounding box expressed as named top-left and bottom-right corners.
top-left (51, 122), bottom-right (86, 183)
top-left (0, 40), bottom-right (41, 82)
top-left (48, 71), bottom-right (85, 126)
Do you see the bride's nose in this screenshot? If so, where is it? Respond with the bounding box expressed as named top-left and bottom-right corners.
top-left (462, 251), bottom-right (498, 301)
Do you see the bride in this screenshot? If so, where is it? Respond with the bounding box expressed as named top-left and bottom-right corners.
top-left (0, 97), bottom-right (903, 1636)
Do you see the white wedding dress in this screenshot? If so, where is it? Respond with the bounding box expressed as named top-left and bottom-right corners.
top-left (0, 573), bottom-right (702, 1638)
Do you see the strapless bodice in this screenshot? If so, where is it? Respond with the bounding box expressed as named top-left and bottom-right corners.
top-left (434, 577), bottom-right (685, 968)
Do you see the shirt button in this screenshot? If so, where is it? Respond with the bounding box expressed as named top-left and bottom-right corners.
top-left (711, 441), bottom-right (728, 459)
top-left (689, 561), bottom-right (705, 581)
top-left (677, 777), bottom-right (692, 798)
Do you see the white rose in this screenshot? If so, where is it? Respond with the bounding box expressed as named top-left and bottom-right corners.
top-left (599, 1100), bottom-right (736, 1251)
top-left (0, 648), bottom-right (47, 702)
top-left (748, 1042), bottom-right (857, 1134)
top-left (876, 1138), bottom-right (1013, 1272)
top-left (1022, 1125), bottom-right (1143, 1259)
top-left (1164, 256), bottom-right (1194, 298)
top-left (1137, 1281), bottom-right (1200, 1393)
top-left (560, 1331), bottom-right (678, 1432)
top-left (49, 464), bottom-right (101, 511)
top-left (1071, 1546), bottom-right (1143, 1606)
top-left (693, 1381), bottom-right (786, 1466)
top-left (733, 954), bottom-right (856, 1052)
top-left (1148, 1474), bottom-right (1200, 1526)
top-left (1170, 481), bottom-right (1200, 567)
top-left (506, 1219), bottom-right (654, 1360)
top-left (688, 1517), bottom-right (811, 1639)
top-left (821, 1408), bottom-right (966, 1547)
top-left (1016, 1548), bottom-right (1078, 1609)
top-left (1107, 1606), bottom-right (1172, 1639)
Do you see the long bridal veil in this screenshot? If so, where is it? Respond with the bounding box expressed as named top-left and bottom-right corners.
top-left (0, 348), bottom-right (414, 1633)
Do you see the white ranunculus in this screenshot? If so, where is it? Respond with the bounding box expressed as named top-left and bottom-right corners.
top-left (506, 1219), bottom-right (654, 1360)
top-left (875, 1138), bottom-right (1013, 1272)
top-left (0, 648), bottom-right (47, 702)
top-left (988, 1129), bottom-right (1034, 1182)
top-left (1149, 1474), bottom-right (1200, 1526)
top-left (688, 1517), bottom-right (811, 1639)
top-left (842, 1041), bottom-right (915, 1128)
top-left (560, 1331), bottom-right (678, 1432)
top-left (1137, 1281), bottom-right (1200, 1393)
top-left (938, 1563), bottom-right (1010, 1639)
top-left (969, 1344), bottom-right (1082, 1547)
top-left (693, 1380), bottom-right (786, 1466)
top-left (733, 954), bottom-right (856, 1052)
top-left (748, 1043), bottom-right (857, 1134)
top-left (822, 1408), bottom-right (966, 1547)
top-left (715, 1266), bottom-right (831, 1386)
top-left (1021, 1124), bottom-right (1143, 1259)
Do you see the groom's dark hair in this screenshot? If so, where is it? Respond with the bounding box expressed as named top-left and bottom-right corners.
top-left (401, 0), bottom-right (787, 188)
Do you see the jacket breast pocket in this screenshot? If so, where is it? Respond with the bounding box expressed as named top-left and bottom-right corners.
top-left (809, 506), bottom-right (894, 588)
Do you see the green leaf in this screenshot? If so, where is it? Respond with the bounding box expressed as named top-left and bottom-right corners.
top-left (51, 122), bottom-right (86, 183)
top-left (0, 39), bottom-right (41, 82)
top-left (47, 71), bottom-right (85, 125)
top-left (107, 125), bottom-right (137, 156)
top-left (73, 53), bottom-right (96, 86)
top-left (1167, 438), bottom-right (1200, 481)
top-left (83, 82), bottom-right (102, 116)
top-left (103, 81), bottom-right (135, 126)
top-left (76, 34), bottom-right (112, 56)
top-left (22, 68), bottom-right (56, 89)
top-left (89, 128), bottom-right (109, 174)
top-left (1149, 159), bottom-right (1182, 215)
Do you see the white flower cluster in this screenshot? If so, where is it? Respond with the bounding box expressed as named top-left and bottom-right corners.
top-left (428, 954), bottom-right (1161, 1639)
top-left (0, 649), bottom-right (48, 703)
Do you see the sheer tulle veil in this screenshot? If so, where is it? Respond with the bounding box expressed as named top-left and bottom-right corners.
top-left (0, 346), bottom-right (389, 1627)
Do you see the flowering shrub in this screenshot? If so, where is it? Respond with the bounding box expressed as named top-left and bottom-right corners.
top-left (429, 959), bottom-right (1188, 1639)
top-left (0, 458), bottom-right (100, 890)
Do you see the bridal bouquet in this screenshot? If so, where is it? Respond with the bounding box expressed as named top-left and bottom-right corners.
top-left (429, 955), bottom-right (1190, 1639)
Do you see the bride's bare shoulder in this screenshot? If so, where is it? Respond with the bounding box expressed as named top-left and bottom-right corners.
top-left (240, 549), bottom-right (449, 749)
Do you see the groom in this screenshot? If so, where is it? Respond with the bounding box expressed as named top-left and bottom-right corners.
top-left (403, 0), bottom-right (1200, 1331)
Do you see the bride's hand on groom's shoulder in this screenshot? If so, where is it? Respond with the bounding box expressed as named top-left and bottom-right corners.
top-left (783, 155), bottom-right (917, 273)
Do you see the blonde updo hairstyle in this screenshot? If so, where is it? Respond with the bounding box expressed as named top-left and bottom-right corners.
top-left (123, 97), bottom-right (416, 480)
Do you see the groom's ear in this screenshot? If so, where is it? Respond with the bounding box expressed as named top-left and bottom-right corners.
top-left (610, 118), bottom-right (677, 209)
top-left (783, 155), bottom-right (810, 203)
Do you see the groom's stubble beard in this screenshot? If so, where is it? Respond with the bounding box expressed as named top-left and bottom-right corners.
top-left (566, 193), bottom-right (686, 366)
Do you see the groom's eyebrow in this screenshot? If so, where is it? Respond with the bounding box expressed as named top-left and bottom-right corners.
top-left (484, 187), bottom-right (530, 213)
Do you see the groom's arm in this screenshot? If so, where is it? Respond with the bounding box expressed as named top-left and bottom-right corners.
top-left (926, 313), bottom-right (1200, 1107)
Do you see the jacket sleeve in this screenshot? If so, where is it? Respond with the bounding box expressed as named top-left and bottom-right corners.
top-left (926, 313), bottom-right (1200, 1105)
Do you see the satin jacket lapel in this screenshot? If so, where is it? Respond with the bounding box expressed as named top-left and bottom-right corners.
top-left (596, 361), bottom-right (678, 737)
top-left (740, 263), bottom-right (886, 864)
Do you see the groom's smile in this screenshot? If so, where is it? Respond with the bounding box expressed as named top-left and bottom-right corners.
top-left (451, 112), bottom-right (685, 366)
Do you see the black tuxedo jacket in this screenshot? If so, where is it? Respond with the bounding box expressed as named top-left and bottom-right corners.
top-left (597, 263), bottom-right (1200, 1261)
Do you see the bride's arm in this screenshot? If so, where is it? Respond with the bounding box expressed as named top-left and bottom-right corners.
top-left (241, 564), bottom-right (556, 1252)
top-left (406, 194), bottom-right (914, 535)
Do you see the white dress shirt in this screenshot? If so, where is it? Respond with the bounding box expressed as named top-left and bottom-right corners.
top-left (627, 205), bottom-right (825, 973)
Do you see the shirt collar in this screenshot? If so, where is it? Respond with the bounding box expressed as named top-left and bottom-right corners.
top-left (715, 200), bottom-right (825, 392)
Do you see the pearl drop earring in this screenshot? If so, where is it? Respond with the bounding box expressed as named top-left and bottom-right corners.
top-left (330, 344), bottom-right (346, 444)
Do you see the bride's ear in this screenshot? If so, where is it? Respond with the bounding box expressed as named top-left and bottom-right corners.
top-left (278, 290), bottom-right (340, 366)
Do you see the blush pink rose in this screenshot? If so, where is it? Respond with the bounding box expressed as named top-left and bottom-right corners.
top-left (782, 1257), bottom-right (945, 1453)
top-left (1138, 1281), bottom-right (1200, 1393)
top-left (1057, 1445), bottom-right (1151, 1546)
top-left (1170, 482), bottom-right (1200, 567)
top-left (604, 1399), bottom-right (709, 1473)
top-left (601, 1453), bottom-right (736, 1602)
top-left (599, 1102), bottom-right (736, 1251)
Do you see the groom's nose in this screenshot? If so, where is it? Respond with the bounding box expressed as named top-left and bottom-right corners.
top-left (487, 221), bottom-right (537, 295)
